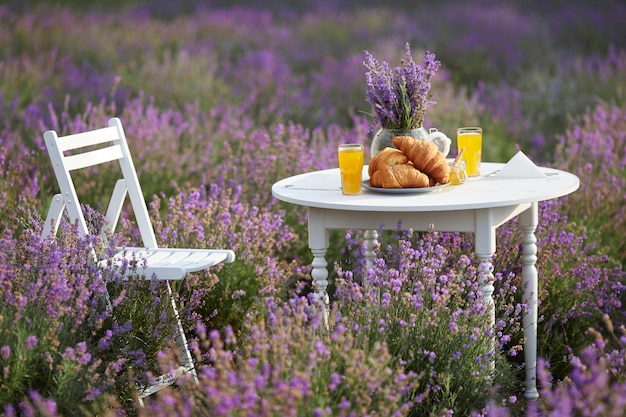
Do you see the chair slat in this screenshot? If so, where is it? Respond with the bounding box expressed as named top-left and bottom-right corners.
top-left (64, 145), bottom-right (124, 171)
top-left (176, 252), bottom-right (231, 271)
top-left (154, 251), bottom-right (194, 264)
top-left (176, 251), bottom-right (216, 265)
top-left (56, 126), bottom-right (120, 151)
top-left (103, 248), bottom-right (234, 279)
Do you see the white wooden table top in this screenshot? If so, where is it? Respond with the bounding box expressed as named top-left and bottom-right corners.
top-left (272, 162), bottom-right (580, 212)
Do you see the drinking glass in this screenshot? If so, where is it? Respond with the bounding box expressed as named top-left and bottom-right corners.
top-left (338, 143), bottom-right (364, 195)
top-left (448, 159), bottom-right (467, 185)
top-left (457, 127), bottom-right (482, 177)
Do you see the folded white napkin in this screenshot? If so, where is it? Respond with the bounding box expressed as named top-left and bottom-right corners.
top-left (495, 151), bottom-right (546, 178)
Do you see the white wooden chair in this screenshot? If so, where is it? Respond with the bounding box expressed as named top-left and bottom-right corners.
top-left (40, 117), bottom-right (235, 403)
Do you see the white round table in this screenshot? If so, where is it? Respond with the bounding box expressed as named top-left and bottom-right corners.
top-left (272, 162), bottom-right (579, 400)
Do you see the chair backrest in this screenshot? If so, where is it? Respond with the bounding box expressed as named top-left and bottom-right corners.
top-left (41, 117), bottom-right (158, 248)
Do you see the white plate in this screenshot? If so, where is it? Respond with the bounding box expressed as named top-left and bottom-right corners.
top-left (362, 180), bottom-right (449, 194)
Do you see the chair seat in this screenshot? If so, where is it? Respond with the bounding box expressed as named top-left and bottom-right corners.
top-left (100, 247), bottom-right (236, 280)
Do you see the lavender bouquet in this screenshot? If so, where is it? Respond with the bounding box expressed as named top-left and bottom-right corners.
top-left (364, 43), bottom-right (441, 130)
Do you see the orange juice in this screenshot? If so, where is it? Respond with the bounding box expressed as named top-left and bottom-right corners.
top-left (448, 160), bottom-right (467, 185)
top-left (338, 144), bottom-right (364, 195)
top-left (457, 127), bottom-right (482, 177)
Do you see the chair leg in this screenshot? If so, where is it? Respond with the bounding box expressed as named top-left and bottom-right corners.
top-left (167, 282), bottom-right (199, 384)
top-left (136, 282), bottom-right (198, 404)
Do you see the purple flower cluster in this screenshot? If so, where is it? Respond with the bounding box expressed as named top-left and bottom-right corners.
top-left (0, 223), bottom-right (116, 415)
top-left (0, 0), bottom-right (624, 415)
top-left (484, 316), bottom-right (626, 417)
top-left (554, 101), bottom-right (626, 262)
top-left (334, 227), bottom-right (504, 415)
top-left (136, 296), bottom-right (417, 416)
top-left (364, 43), bottom-right (441, 129)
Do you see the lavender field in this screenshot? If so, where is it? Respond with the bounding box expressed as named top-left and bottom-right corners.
top-left (1, 0), bottom-right (625, 415)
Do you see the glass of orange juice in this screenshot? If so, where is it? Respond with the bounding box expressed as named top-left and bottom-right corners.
top-left (457, 127), bottom-right (482, 177)
top-left (338, 143), bottom-right (364, 195)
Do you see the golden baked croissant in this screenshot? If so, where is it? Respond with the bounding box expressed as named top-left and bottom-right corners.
top-left (368, 147), bottom-right (409, 177)
top-left (392, 136), bottom-right (450, 184)
top-left (369, 164), bottom-right (432, 188)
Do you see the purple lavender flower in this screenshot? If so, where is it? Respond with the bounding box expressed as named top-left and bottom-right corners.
top-left (1, 345), bottom-right (10, 360)
top-left (364, 43), bottom-right (441, 129)
top-left (24, 336), bottom-right (38, 351)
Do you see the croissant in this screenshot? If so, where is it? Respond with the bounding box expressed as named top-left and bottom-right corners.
top-left (368, 147), bottom-right (409, 177)
top-left (369, 164), bottom-right (432, 188)
top-left (392, 136), bottom-right (450, 184)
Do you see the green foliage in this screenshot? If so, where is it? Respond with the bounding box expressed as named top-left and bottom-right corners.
top-left (554, 101), bottom-right (626, 263)
top-left (119, 48), bottom-right (232, 114)
top-left (0, 229), bottom-right (115, 416)
top-left (149, 298), bottom-right (418, 416)
top-left (491, 199), bottom-right (625, 384)
top-left (0, 0), bottom-right (624, 415)
top-left (334, 229), bottom-right (523, 415)
top-left (189, 261), bottom-right (264, 337)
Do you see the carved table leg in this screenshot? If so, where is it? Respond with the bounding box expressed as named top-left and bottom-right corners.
top-left (308, 208), bottom-right (330, 329)
top-left (475, 210), bottom-right (497, 370)
top-left (311, 248), bottom-right (329, 320)
top-left (520, 202), bottom-right (539, 400)
top-left (364, 229), bottom-right (379, 276)
top-left (477, 253), bottom-right (496, 370)
top-left (477, 256), bottom-right (496, 326)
